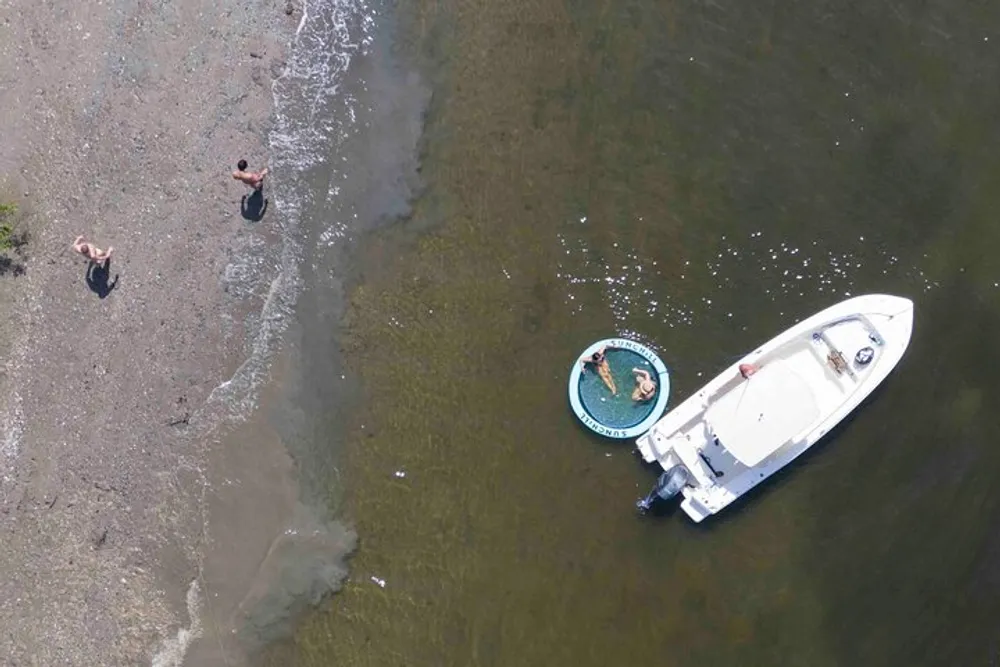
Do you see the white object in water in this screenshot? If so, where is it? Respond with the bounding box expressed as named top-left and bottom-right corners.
top-left (635, 294), bottom-right (914, 523)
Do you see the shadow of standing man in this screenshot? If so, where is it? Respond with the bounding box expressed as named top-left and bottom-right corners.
top-left (241, 189), bottom-right (269, 222)
top-left (86, 258), bottom-right (119, 299)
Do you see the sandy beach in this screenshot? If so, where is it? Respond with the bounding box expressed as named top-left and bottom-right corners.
top-left (0, 0), bottom-right (298, 663)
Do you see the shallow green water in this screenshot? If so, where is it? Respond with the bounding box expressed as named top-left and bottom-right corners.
top-left (262, 0), bottom-right (1000, 665)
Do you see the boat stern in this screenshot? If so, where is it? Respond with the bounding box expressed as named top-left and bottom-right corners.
top-left (634, 431), bottom-right (660, 463)
top-left (679, 495), bottom-right (713, 523)
top-left (635, 430), bottom-right (687, 472)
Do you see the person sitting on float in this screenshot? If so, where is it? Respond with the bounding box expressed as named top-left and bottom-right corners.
top-left (631, 368), bottom-right (657, 402)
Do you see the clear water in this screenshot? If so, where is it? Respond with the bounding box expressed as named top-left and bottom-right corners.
top-left (257, 0), bottom-right (1000, 665)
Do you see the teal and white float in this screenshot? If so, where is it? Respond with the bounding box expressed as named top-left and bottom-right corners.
top-left (568, 338), bottom-right (670, 439)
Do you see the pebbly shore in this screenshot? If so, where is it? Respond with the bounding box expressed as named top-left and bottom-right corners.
top-left (0, 0), bottom-right (298, 663)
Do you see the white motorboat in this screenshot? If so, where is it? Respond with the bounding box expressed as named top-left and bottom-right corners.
top-left (635, 294), bottom-right (914, 522)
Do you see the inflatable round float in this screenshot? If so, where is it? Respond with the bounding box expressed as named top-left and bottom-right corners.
top-left (568, 338), bottom-right (670, 439)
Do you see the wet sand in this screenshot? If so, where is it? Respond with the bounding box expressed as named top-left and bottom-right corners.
top-left (0, 0), bottom-right (297, 663)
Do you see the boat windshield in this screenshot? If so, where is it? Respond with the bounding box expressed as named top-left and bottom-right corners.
top-left (705, 360), bottom-right (820, 467)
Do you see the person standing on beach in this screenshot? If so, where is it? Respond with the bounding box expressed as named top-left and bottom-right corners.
top-left (72, 235), bottom-right (113, 267)
top-left (232, 159), bottom-right (269, 190)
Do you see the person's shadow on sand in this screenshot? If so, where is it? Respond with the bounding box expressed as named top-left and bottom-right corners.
top-left (241, 189), bottom-right (268, 222)
top-left (86, 259), bottom-right (119, 299)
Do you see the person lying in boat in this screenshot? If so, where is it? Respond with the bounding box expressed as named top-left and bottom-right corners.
top-left (581, 346), bottom-right (617, 395)
top-left (631, 368), bottom-right (657, 402)
top-left (827, 350), bottom-right (849, 374)
top-left (739, 363), bottom-right (759, 379)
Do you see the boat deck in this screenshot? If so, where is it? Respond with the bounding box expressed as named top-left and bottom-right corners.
top-left (698, 435), bottom-right (745, 479)
top-left (636, 294), bottom-right (914, 522)
top-left (698, 318), bottom-right (879, 476)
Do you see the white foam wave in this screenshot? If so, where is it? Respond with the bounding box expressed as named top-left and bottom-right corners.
top-left (149, 3), bottom-right (377, 665)
top-left (203, 0), bottom-right (375, 424)
top-left (271, 0), bottom-right (375, 171)
top-left (150, 580), bottom-right (203, 667)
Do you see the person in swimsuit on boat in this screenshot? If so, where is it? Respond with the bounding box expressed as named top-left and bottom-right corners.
top-left (739, 363), bottom-right (759, 379)
top-left (581, 346), bottom-right (617, 395)
top-left (631, 368), bottom-right (657, 402)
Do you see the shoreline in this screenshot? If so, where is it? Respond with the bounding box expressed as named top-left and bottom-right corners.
top-left (0, 0), bottom-right (298, 663)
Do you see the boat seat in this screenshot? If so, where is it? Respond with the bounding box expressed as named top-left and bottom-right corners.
top-left (816, 331), bottom-right (857, 380)
top-left (827, 350), bottom-right (849, 375)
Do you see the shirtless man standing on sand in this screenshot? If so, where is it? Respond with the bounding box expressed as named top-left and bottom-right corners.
top-left (232, 159), bottom-right (269, 190)
top-left (72, 235), bottom-right (113, 266)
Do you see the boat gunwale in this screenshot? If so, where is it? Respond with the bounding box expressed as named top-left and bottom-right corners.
top-left (636, 294), bottom-right (914, 522)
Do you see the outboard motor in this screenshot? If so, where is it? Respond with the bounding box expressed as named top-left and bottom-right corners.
top-left (636, 464), bottom-right (692, 513)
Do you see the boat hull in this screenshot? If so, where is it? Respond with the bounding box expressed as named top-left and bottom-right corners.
top-left (636, 294), bottom-right (914, 522)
